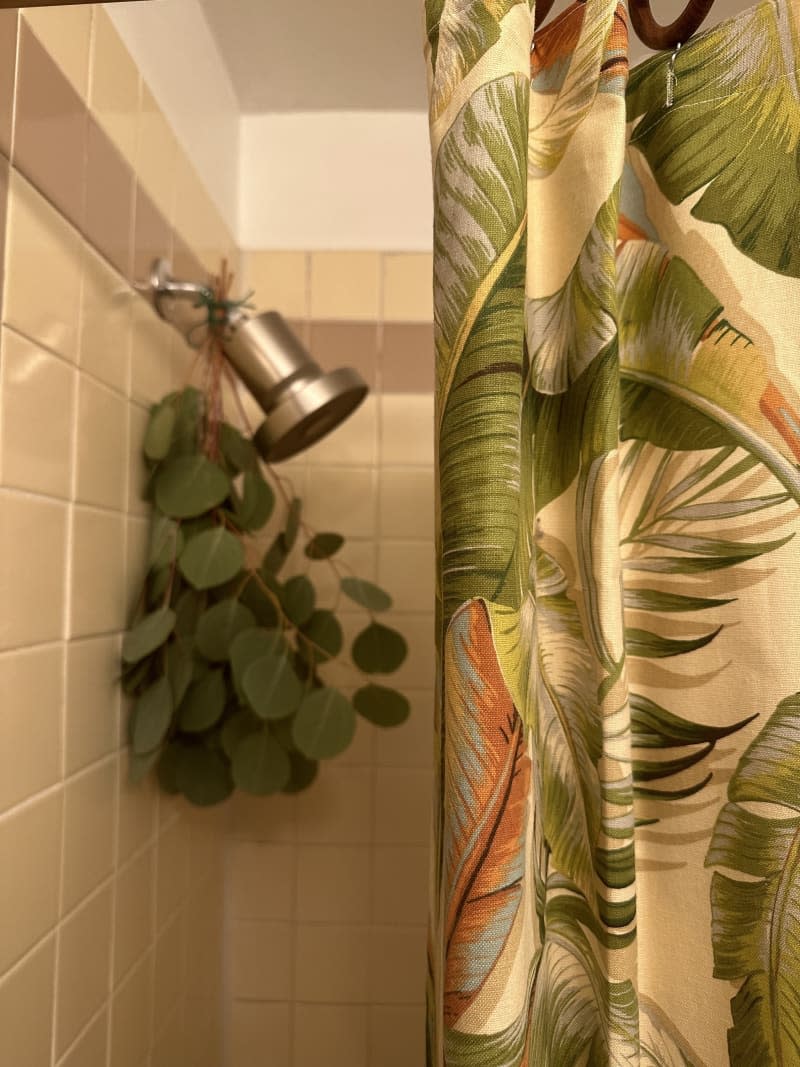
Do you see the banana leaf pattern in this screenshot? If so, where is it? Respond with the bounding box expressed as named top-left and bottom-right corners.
top-left (425, 0), bottom-right (800, 1063)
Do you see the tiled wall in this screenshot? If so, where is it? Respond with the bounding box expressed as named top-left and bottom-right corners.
top-left (226, 250), bottom-right (435, 1067)
top-left (0, 8), bottom-right (235, 1067)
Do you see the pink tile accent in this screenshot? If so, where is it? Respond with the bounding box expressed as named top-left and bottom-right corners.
top-left (133, 182), bottom-right (172, 287)
top-left (0, 11), bottom-right (17, 159)
top-left (309, 321), bottom-right (379, 388)
top-left (381, 322), bottom-right (435, 393)
top-left (85, 115), bottom-right (134, 279)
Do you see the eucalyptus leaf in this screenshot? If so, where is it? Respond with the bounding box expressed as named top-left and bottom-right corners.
top-left (147, 566), bottom-right (170, 607)
top-left (292, 688), bottom-right (356, 759)
top-left (300, 610), bottom-right (343, 663)
top-left (179, 528), bottom-right (245, 590)
top-left (340, 577), bottom-right (393, 613)
top-left (353, 685), bottom-right (410, 727)
top-left (352, 623), bottom-right (407, 674)
top-left (156, 743), bottom-right (184, 794)
top-left (166, 641), bottom-right (193, 706)
top-left (148, 515), bottom-right (183, 570)
top-left (179, 669), bottom-right (226, 732)
top-left (171, 388), bottom-right (204, 455)
top-left (283, 752), bottom-right (319, 794)
top-left (220, 710), bottom-right (259, 758)
top-left (282, 575), bottom-right (315, 626)
top-left (121, 657), bottom-right (152, 697)
top-left (176, 746), bottom-right (233, 806)
top-left (220, 423), bottom-right (258, 472)
top-left (242, 653), bottom-right (304, 720)
top-left (130, 676), bottom-right (173, 754)
top-left (143, 402), bottom-right (176, 461)
top-left (262, 534), bottom-right (289, 576)
top-left (238, 579), bottom-right (280, 628)
top-left (283, 497), bottom-right (302, 551)
top-left (231, 729), bottom-right (291, 795)
top-left (235, 470), bottom-right (274, 532)
top-left (122, 607), bottom-right (176, 664)
top-left (230, 627), bottom-right (285, 696)
top-left (305, 533), bottom-right (344, 560)
top-left (129, 747), bottom-right (160, 785)
top-left (155, 455), bottom-right (231, 519)
top-left (174, 589), bottom-right (205, 637)
top-left (195, 598), bottom-right (256, 661)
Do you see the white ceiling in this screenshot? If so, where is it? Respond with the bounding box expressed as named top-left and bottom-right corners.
top-left (197, 0), bottom-right (429, 112)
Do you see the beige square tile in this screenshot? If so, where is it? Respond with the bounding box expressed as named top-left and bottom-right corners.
top-left (0, 490), bottom-right (68, 650)
top-left (136, 85), bottom-right (177, 224)
top-left (65, 634), bottom-right (120, 776)
top-left (129, 298), bottom-right (178, 406)
top-left (374, 768), bottom-right (433, 846)
top-left (383, 254), bottom-right (434, 323)
top-left (0, 791), bottom-right (61, 973)
top-left (304, 467), bottom-right (377, 538)
top-left (0, 935), bottom-right (54, 1067)
top-left (378, 540), bottom-right (435, 612)
top-left (172, 153), bottom-right (232, 275)
top-left (330, 714), bottom-right (375, 769)
top-left (0, 643), bottom-right (63, 815)
top-left (155, 816), bottom-right (189, 927)
top-left (60, 1008), bottom-right (108, 1067)
top-left (184, 875), bottom-right (224, 1001)
top-left (392, 612), bottom-right (436, 690)
top-left (372, 846), bottom-right (430, 925)
top-left (14, 22), bottom-right (87, 227)
top-left (228, 790), bottom-right (297, 844)
top-left (151, 1005), bottom-right (183, 1067)
top-left (295, 766), bottom-right (372, 845)
top-left (22, 5), bottom-right (92, 100)
top-left (79, 243), bottom-right (134, 393)
top-left (0, 11), bottom-right (18, 159)
top-left (126, 404), bottom-right (151, 517)
top-left (183, 994), bottom-right (223, 1067)
top-left (375, 689), bottom-right (434, 769)
top-left (310, 252), bottom-right (380, 321)
top-left (229, 841), bottom-right (294, 921)
top-left (56, 883), bottom-right (112, 1055)
top-left (110, 953), bottom-right (153, 1067)
top-left (309, 537), bottom-right (376, 607)
top-left (230, 920), bottom-right (292, 1000)
top-left (114, 846), bottom-right (154, 981)
top-left (76, 375), bottom-right (129, 510)
top-left (0, 327), bottom-right (76, 498)
top-left (295, 924), bottom-right (369, 1003)
top-left (369, 925), bottom-right (427, 1004)
top-left (242, 251), bottom-right (308, 320)
top-left (229, 1001), bottom-right (290, 1067)
top-left (3, 170), bottom-right (83, 362)
top-left (378, 469), bottom-right (435, 540)
top-left (380, 394), bottom-right (434, 467)
top-left (294, 1004), bottom-right (368, 1067)
top-left (117, 752), bottom-right (157, 866)
top-left (0, 157), bottom-right (7, 311)
top-left (153, 915), bottom-right (184, 1037)
top-left (302, 394), bottom-right (377, 467)
top-left (70, 506), bottom-right (127, 637)
top-left (369, 1004), bottom-right (426, 1067)
top-left (89, 9), bottom-right (139, 165)
top-left (61, 757), bottom-right (116, 913)
top-left (296, 845), bottom-right (371, 923)
top-left (185, 803), bottom-right (226, 884)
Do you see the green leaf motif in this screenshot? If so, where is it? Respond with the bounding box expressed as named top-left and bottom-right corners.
top-left (232, 729), bottom-right (291, 795)
top-left (305, 532), bottom-right (344, 560)
top-left (340, 576), bottom-right (393, 613)
top-left (130, 676), bottom-right (173, 754)
top-left (292, 688), bottom-right (356, 760)
top-left (122, 607), bottom-right (176, 664)
top-left (354, 685), bottom-right (410, 728)
top-left (179, 669), bottom-right (226, 733)
top-left (281, 575), bottom-right (316, 626)
top-left (242, 653), bottom-right (303, 721)
top-left (352, 623), bottom-right (408, 674)
top-left (143, 402), bottom-right (176, 461)
top-left (195, 598), bottom-right (256, 661)
top-left (155, 455), bottom-right (231, 519)
top-left (179, 528), bottom-right (244, 590)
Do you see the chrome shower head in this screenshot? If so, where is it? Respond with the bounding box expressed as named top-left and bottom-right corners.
top-left (144, 259), bottom-right (368, 462)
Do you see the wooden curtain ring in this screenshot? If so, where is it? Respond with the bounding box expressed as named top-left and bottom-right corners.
top-left (629, 0), bottom-right (716, 49)
top-left (534, 0), bottom-right (557, 28)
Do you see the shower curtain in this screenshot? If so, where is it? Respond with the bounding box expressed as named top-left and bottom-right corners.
top-left (425, 0), bottom-right (800, 1064)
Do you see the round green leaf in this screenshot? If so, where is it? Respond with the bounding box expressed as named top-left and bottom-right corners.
top-left (283, 752), bottom-right (319, 794)
top-left (281, 575), bottom-right (315, 626)
top-left (156, 743), bottom-right (185, 793)
top-left (148, 515), bottom-right (183, 570)
top-left (305, 533), bottom-right (344, 560)
top-left (129, 747), bottom-right (160, 785)
top-left (352, 623), bottom-right (407, 674)
top-left (220, 710), bottom-right (259, 758)
top-left (143, 402), bottom-right (176, 461)
top-left (166, 642), bottom-right (193, 706)
top-left (176, 746), bottom-right (233, 806)
top-left (179, 527), bottom-right (244, 590)
top-left (154, 455), bottom-right (230, 519)
top-left (121, 657), bottom-right (152, 697)
top-left (130, 676), bottom-right (173, 754)
top-left (283, 497), bottom-right (302, 551)
top-left (122, 607), bottom-right (176, 664)
top-left (230, 627), bottom-right (285, 696)
top-left (147, 566), bottom-right (170, 607)
top-left (195, 598), bottom-right (256, 661)
top-left (174, 589), bottom-right (205, 637)
top-left (171, 388), bottom-right (204, 455)
top-left (262, 534), bottom-right (289, 576)
top-left (220, 423), bottom-right (258, 472)
top-left (179, 669), bottom-right (226, 732)
top-left (239, 580), bottom-right (280, 628)
top-left (242, 653), bottom-right (303, 720)
top-left (231, 729), bottom-right (291, 795)
top-left (235, 470), bottom-right (274, 531)
top-left (353, 685), bottom-right (410, 727)
top-left (292, 688), bottom-right (356, 759)
top-left (300, 610), bottom-right (343, 663)
top-left (340, 577), bottom-right (393, 613)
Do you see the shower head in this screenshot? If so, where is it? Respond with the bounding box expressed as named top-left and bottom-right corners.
top-left (144, 259), bottom-right (368, 462)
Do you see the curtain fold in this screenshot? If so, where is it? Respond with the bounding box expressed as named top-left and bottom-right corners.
top-left (425, 1), bottom-right (800, 1063)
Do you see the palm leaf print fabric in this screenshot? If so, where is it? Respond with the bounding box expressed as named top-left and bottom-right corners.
top-left (424, 0), bottom-right (800, 1064)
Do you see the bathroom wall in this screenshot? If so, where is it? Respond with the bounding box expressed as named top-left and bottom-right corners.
top-left (226, 249), bottom-right (435, 1067)
top-left (0, 7), bottom-right (235, 1066)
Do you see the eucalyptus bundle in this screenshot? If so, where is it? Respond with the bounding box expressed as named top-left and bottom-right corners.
top-left (121, 385), bottom-right (409, 806)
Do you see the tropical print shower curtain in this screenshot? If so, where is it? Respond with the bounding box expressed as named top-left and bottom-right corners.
top-left (425, 0), bottom-right (800, 1063)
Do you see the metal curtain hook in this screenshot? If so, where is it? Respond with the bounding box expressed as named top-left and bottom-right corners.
top-left (665, 41), bottom-right (681, 107)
